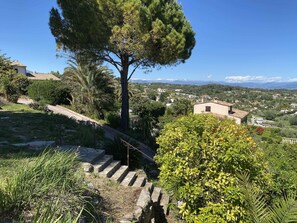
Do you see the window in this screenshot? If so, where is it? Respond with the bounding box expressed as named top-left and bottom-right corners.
top-left (205, 106), bottom-right (211, 112)
top-left (15, 68), bottom-right (18, 73)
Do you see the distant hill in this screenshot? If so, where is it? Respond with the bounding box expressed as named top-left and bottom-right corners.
top-left (131, 79), bottom-right (297, 90)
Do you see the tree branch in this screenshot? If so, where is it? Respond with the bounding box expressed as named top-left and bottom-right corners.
top-left (103, 54), bottom-right (122, 73)
top-left (128, 63), bottom-right (140, 81)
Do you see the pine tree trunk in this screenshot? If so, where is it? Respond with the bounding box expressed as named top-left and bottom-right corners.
top-left (120, 57), bottom-right (129, 130)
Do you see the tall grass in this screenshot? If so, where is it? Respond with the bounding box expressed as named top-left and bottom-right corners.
top-left (0, 150), bottom-right (89, 221)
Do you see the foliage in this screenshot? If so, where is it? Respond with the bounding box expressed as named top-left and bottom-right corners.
top-left (155, 114), bottom-right (270, 222)
top-left (49, 0), bottom-right (195, 130)
top-left (261, 143), bottom-right (297, 197)
top-left (255, 127), bottom-right (265, 135)
top-left (0, 103), bottom-right (104, 147)
top-left (63, 57), bottom-right (116, 119)
top-left (29, 101), bottom-right (50, 112)
top-left (289, 116), bottom-right (297, 126)
top-left (28, 80), bottom-right (71, 105)
top-left (264, 110), bottom-right (277, 120)
top-left (32, 202), bottom-right (83, 223)
top-left (159, 92), bottom-right (170, 102)
top-left (0, 53), bottom-right (30, 102)
top-left (0, 150), bottom-right (90, 221)
top-left (72, 122), bottom-right (104, 148)
top-left (105, 136), bottom-right (141, 169)
top-left (131, 96), bottom-right (165, 140)
top-left (171, 98), bottom-right (193, 116)
top-left (260, 128), bottom-right (282, 144)
top-left (105, 112), bottom-right (121, 129)
top-left (147, 90), bottom-right (157, 101)
top-left (239, 173), bottom-right (297, 223)
top-left (132, 97), bottom-right (165, 120)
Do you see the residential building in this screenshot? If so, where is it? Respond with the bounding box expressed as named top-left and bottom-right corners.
top-left (11, 60), bottom-right (60, 81)
top-left (194, 100), bottom-right (249, 124)
top-left (11, 61), bottom-right (27, 75)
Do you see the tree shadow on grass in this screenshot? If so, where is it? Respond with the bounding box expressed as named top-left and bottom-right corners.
top-left (0, 111), bottom-right (104, 150)
top-left (0, 146), bottom-right (40, 160)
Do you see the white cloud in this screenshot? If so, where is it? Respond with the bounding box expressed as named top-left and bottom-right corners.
top-left (207, 74), bottom-right (213, 79)
top-left (225, 75), bottom-right (283, 83)
top-left (288, 78), bottom-right (297, 82)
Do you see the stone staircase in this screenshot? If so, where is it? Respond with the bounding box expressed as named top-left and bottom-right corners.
top-left (57, 145), bottom-right (170, 219)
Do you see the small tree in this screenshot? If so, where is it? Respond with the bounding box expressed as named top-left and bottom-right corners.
top-left (171, 98), bottom-right (193, 116)
top-left (264, 110), bottom-right (277, 120)
top-left (0, 53), bottom-right (30, 102)
top-left (155, 114), bottom-right (271, 222)
top-left (131, 96), bottom-right (165, 140)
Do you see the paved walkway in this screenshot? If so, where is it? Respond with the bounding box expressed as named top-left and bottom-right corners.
top-left (17, 98), bottom-right (155, 161)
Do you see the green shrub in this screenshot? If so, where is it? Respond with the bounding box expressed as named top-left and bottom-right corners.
top-left (155, 114), bottom-right (271, 222)
top-left (28, 80), bottom-right (71, 105)
top-left (105, 112), bottom-right (121, 128)
top-left (262, 143), bottom-right (297, 196)
top-left (289, 115), bottom-right (297, 126)
top-left (6, 92), bottom-right (19, 103)
top-left (29, 101), bottom-right (50, 112)
top-left (0, 54), bottom-right (30, 102)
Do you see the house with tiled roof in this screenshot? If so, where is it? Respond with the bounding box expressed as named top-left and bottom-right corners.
top-left (194, 100), bottom-right (249, 124)
top-left (11, 60), bottom-right (60, 81)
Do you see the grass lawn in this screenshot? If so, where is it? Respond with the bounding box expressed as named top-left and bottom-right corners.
top-left (0, 147), bottom-right (103, 222)
top-left (0, 102), bottom-right (148, 222)
top-left (0, 103), bottom-right (104, 147)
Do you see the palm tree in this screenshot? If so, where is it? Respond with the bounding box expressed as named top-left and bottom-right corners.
top-left (239, 173), bottom-right (297, 223)
top-left (64, 57), bottom-right (116, 119)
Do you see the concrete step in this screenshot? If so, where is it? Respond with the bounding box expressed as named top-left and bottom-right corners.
top-left (110, 165), bottom-right (129, 182)
top-left (99, 160), bottom-right (121, 178)
top-left (121, 171), bottom-right (137, 186)
top-left (145, 182), bottom-right (154, 194)
top-left (151, 187), bottom-right (162, 204)
top-left (87, 149), bottom-right (105, 163)
top-left (160, 191), bottom-right (170, 215)
top-left (132, 176), bottom-right (146, 187)
top-left (93, 155), bottom-right (113, 172)
top-left (58, 145), bottom-right (105, 163)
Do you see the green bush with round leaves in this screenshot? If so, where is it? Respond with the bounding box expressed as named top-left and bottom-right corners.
top-left (155, 114), bottom-right (271, 223)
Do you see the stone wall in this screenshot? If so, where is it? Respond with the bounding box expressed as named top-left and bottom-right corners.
top-left (120, 183), bottom-right (165, 223)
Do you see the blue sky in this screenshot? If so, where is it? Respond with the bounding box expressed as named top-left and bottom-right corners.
top-left (0, 0), bottom-right (296, 82)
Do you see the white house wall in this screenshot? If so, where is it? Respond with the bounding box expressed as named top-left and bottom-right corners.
top-left (194, 103), bottom-right (229, 115)
top-left (14, 66), bottom-right (26, 75)
top-left (194, 103), bottom-right (242, 124)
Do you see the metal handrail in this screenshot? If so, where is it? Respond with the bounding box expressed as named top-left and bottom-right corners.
top-left (120, 138), bottom-right (154, 167)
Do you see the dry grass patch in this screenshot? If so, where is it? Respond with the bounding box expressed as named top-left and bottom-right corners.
top-left (86, 174), bottom-right (142, 222)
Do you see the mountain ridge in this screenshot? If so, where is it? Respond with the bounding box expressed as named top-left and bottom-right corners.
top-left (131, 79), bottom-right (297, 89)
